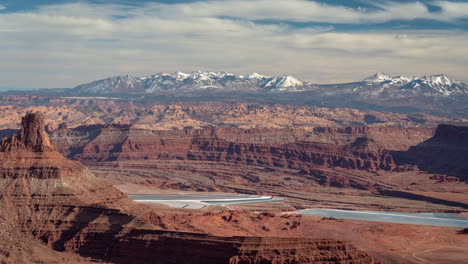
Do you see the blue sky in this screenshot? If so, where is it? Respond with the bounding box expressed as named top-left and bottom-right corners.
top-left (0, 0), bottom-right (467, 88)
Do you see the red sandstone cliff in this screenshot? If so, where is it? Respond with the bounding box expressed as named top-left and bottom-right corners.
top-left (48, 124), bottom-right (433, 189)
top-left (0, 113), bottom-right (378, 264)
top-left (0, 112), bottom-right (52, 152)
top-left (395, 124), bottom-right (468, 182)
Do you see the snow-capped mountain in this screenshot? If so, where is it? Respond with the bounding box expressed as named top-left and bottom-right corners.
top-left (69, 71), bottom-right (467, 99)
top-left (400, 74), bottom-right (468, 96)
top-left (364, 73), bottom-right (414, 85)
top-left (72, 75), bottom-right (146, 94)
top-left (65, 71), bottom-right (468, 116)
top-left (358, 73), bottom-right (468, 96)
top-left (363, 72), bottom-right (393, 83)
top-left (264, 75), bottom-right (304, 91)
top-left (69, 71), bottom-right (315, 94)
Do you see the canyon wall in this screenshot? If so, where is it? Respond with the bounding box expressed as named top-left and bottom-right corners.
top-left (50, 125), bottom-right (433, 173)
top-left (0, 113), bottom-right (377, 263)
top-left (49, 123), bottom-right (468, 184)
top-left (395, 124), bottom-right (468, 182)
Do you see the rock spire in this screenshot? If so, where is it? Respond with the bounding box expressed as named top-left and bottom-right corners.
top-left (0, 112), bottom-right (52, 152)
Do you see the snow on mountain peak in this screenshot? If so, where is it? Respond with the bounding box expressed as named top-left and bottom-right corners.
top-left (364, 72), bottom-right (392, 83)
top-left (363, 73), bottom-right (414, 85)
top-left (399, 73), bottom-right (467, 96)
top-left (247, 72), bottom-right (268, 80)
top-left (277, 75), bottom-right (303, 87)
top-left (393, 75), bottom-right (414, 83)
top-left (69, 71), bottom-right (465, 97)
top-left (171, 71), bottom-right (190, 80)
top-left (263, 75), bottom-right (305, 91)
top-left (420, 74), bottom-right (460, 86)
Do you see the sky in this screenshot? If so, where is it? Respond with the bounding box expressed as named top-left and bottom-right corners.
top-left (0, 0), bottom-right (468, 88)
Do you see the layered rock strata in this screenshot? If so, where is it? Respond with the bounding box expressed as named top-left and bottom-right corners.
top-left (395, 124), bottom-right (468, 182)
top-left (0, 113), bottom-right (377, 263)
top-left (48, 124), bottom-right (433, 188)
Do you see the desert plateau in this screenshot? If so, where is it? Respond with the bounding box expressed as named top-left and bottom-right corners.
top-left (1, 0), bottom-right (468, 263)
top-left (0, 95), bottom-right (467, 263)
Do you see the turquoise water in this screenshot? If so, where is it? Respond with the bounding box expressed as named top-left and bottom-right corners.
top-left (299, 209), bottom-right (468, 228)
top-left (204, 197), bottom-right (284, 205)
top-left (128, 194), bottom-right (285, 206)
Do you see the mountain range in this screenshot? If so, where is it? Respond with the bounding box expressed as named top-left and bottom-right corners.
top-left (0, 71), bottom-right (459, 117)
top-left (69, 71), bottom-right (312, 94)
top-left (68, 71), bottom-right (468, 97)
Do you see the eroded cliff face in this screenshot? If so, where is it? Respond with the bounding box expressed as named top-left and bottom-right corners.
top-left (0, 112), bottom-right (52, 152)
top-left (0, 113), bottom-right (378, 264)
top-left (48, 124), bottom-right (434, 189)
top-left (395, 124), bottom-right (468, 182)
top-left (108, 234), bottom-right (377, 264)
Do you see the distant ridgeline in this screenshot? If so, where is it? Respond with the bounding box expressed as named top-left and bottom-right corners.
top-left (2, 71), bottom-right (467, 117)
top-left (61, 72), bottom-right (468, 117)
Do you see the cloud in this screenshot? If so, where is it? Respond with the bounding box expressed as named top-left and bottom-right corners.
top-left (0, 1), bottom-right (467, 88)
top-left (26, 1), bottom-right (468, 24)
top-left (0, 4), bottom-right (5, 11)
top-left (132, 0), bottom-right (468, 24)
top-left (434, 1), bottom-right (468, 20)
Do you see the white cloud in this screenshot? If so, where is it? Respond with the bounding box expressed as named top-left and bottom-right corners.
top-left (0, 1), bottom-right (467, 88)
top-left (434, 1), bottom-right (468, 19)
top-left (132, 0), bottom-right (468, 24)
top-left (26, 1), bottom-right (468, 24)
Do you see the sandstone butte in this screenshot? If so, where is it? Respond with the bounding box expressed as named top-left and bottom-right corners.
top-left (0, 112), bottom-right (379, 263)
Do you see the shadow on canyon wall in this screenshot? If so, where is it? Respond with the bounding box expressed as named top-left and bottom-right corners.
top-left (1, 124), bottom-right (466, 183)
top-left (392, 124), bottom-right (468, 183)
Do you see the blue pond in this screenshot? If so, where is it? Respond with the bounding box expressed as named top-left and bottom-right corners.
top-left (298, 209), bottom-right (468, 228)
top-left (204, 197), bottom-right (284, 205)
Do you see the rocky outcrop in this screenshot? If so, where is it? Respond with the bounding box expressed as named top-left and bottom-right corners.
top-left (107, 234), bottom-right (377, 264)
top-left (395, 124), bottom-right (468, 182)
top-left (49, 125), bottom-right (433, 183)
top-left (0, 112), bottom-right (52, 152)
top-left (0, 113), bottom-right (378, 263)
